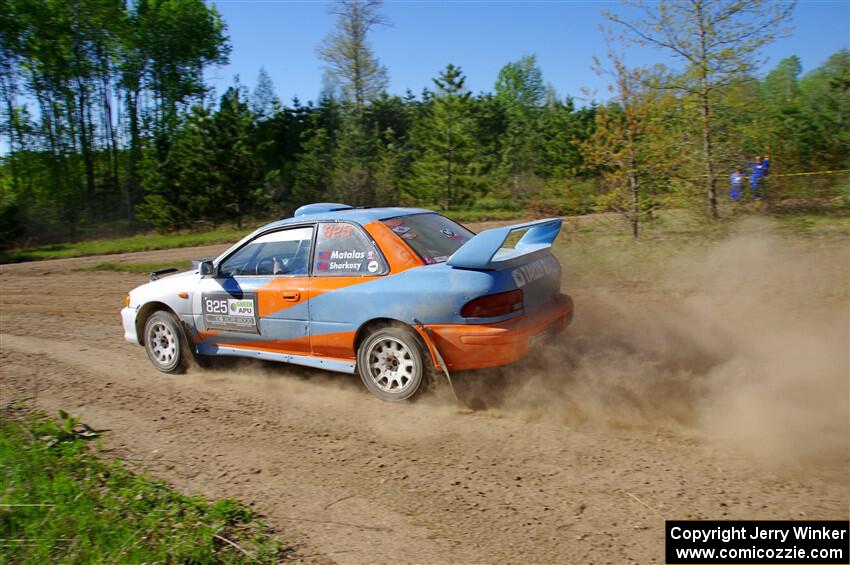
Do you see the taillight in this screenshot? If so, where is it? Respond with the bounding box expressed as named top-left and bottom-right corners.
top-left (124, 294), bottom-right (131, 307)
top-left (461, 290), bottom-right (523, 318)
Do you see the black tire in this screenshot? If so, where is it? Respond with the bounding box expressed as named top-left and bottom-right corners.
top-left (143, 310), bottom-right (189, 374)
top-left (357, 325), bottom-right (431, 401)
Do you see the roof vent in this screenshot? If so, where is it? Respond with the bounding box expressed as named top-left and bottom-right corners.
top-left (293, 203), bottom-right (353, 217)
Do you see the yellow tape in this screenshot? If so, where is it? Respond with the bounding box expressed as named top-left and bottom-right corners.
top-left (772, 169), bottom-right (850, 178)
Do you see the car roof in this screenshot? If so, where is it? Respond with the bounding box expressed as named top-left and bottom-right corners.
top-left (261, 205), bottom-right (434, 231)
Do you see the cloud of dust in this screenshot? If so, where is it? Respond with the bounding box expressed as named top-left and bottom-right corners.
top-left (459, 220), bottom-right (849, 468)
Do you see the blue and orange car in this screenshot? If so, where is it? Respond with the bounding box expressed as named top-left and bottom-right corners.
top-left (121, 204), bottom-right (573, 401)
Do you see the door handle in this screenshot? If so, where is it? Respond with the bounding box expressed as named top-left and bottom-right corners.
top-left (283, 291), bottom-right (300, 302)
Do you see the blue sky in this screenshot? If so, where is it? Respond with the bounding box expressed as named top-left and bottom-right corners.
top-left (206, 0), bottom-right (849, 105)
top-left (3, 2), bottom-right (845, 156)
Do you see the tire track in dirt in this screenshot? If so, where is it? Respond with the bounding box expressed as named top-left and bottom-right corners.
top-left (2, 330), bottom-right (847, 564)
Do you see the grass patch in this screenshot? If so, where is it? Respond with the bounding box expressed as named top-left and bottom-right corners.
top-left (0, 226), bottom-right (248, 264)
top-left (78, 261), bottom-right (189, 273)
top-left (3, 208), bottom-right (845, 265)
top-left (0, 409), bottom-right (291, 563)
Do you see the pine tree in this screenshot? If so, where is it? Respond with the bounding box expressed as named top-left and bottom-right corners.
top-left (317, 0), bottom-right (389, 114)
top-left (332, 113), bottom-right (379, 205)
top-left (251, 67), bottom-right (279, 118)
top-left (409, 64), bottom-right (479, 208)
top-left (293, 126), bottom-right (335, 205)
top-left (582, 54), bottom-right (678, 238)
top-left (211, 87), bottom-right (268, 227)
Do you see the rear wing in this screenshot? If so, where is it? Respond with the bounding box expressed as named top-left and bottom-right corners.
top-left (447, 218), bottom-right (562, 271)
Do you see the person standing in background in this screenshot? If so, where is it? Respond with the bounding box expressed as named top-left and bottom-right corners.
top-left (730, 166), bottom-right (745, 201)
top-left (750, 150), bottom-right (771, 200)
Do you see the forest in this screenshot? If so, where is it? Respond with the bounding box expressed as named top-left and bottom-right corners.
top-left (0, 0), bottom-right (848, 246)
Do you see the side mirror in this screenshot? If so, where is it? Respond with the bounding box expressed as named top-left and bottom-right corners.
top-left (199, 260), bottom-right (216, 277)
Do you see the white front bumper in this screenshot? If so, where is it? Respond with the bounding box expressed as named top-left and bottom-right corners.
top-left (121, 307), bottom-right (139, 344)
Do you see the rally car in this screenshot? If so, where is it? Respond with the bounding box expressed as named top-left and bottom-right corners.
top-left (121, 204), bottom-right (573, 401)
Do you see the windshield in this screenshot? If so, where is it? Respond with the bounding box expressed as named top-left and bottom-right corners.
top-left (381, 213), bottom-right (474, 264)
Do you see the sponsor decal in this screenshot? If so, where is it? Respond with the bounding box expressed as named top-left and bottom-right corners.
top-left (384, 218), bottom-right (404, 228)
top-left (392, 226), bottom-right (410, 235)
top-left (323, 224), bottom-right (352, 238)
top-left (367, 250), bottom-right (376, 261)
top-left (401, 231), bottom-right (417, 240)
top-left (511, 255), bottom-right (559, 288)
top-left (328, 261), bottom-right (362, 271)
top-left (228, 299), bottom-right (254, 315)
top-left (440, 227), bottom-right (465, 240)
top-left (202, 293), bottom-right (258, 333)
top-left (318, 250), bottom-right (331, 260)
top-left (423, 256), bottom-right (435, 264)
top-left (433, 255), bottom-right (449, 263)
top-left (367, 260), bottom-right (379, 273)
top-left (317, 261), bottom-right (329, 271)
top-left (330, 249), bottom-right (365, 260)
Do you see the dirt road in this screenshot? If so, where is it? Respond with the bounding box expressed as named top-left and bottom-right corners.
top-left (1, 226), bottom-right (848, 564)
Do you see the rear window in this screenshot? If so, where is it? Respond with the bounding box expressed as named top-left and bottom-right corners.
top-left (381, 213), bottom-right (474, 264)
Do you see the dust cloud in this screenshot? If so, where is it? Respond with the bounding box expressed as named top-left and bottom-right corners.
top-left (457, 220), bottom-right (849, 468)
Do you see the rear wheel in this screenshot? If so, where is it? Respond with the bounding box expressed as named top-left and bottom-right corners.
top-left (357, 325), bottom-right (430, 401)
top-left (143, 311), bottom-right (189, 374)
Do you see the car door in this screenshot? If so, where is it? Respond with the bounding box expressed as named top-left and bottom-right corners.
top-left (308, 222), bottom-right (389, 359)
top-left (195, 225), bottom-right (314, 355)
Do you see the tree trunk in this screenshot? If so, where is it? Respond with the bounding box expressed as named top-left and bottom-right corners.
top-left (700, 92), bottom-right (718, 219)
top-left (76, 79), bottom-right (96, 204)
top-left (126, 89), bottom-right (142, 225)
top-left (626, 131), bottom-right (639, 239)
top-left (696, 4), bottom-right (718, 219)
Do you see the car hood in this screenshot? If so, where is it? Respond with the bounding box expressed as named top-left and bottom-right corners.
top-left (128, 270), bottom-right (198, 307)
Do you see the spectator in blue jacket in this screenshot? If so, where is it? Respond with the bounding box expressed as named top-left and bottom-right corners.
top-left (730, 166), bottom-right (745, 200)
top-left (750, 153), bottom-right (770, 200)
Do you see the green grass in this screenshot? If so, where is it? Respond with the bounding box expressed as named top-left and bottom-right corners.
top-left (0, 410), bottom-right (290, 564)
top-left (77, 261), bottom-right (189, 273)
top-left (0, 226), bottom-right (249, 264)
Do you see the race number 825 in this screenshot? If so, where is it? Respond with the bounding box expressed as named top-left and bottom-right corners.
top-left (204, 298), bottom-right (228, 314)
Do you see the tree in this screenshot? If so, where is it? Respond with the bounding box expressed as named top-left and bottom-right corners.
top-left (536, 96), bottom-right (596, 178)
top-left (251, 66), bottom-right (278, 118)
top-left (122, 0), bottom-right (230, 223)
top-left (332, 113), bottom-right (379, 205)
top-left (317, 0), bottom-right (389, 114)
top-left (583, 55), bottom-right (655, 237)
top-left (138, 87), bottom-right (267, 231)
top-left (494, 55), bottom-right (546, 193)
top-left (606, 0), bottom-right (795, 217)
top-left (409, 64), bottom-right (479, 208)
top-left (798, 50), bottom-right (850, 169)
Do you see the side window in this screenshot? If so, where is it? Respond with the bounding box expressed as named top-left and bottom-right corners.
top-left (219, 226), bottom-right (314, 277)
top-left (313, 223), bottom-right (387, 276)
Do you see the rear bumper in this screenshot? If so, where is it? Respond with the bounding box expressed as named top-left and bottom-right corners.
top-left (425, 293), bottom-right (573, 371)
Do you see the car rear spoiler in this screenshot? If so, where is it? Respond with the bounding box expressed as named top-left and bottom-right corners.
top-left (447, 218), bottom-right (562, 271)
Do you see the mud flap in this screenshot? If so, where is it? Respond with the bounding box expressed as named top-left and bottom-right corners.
top-left (414, 319), bottom-right (459, 403)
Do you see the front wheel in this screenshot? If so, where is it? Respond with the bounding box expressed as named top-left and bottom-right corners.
top-left (357, 326), bottom-right (430, 401)
top-left (143, 311), bottom-right (189, 373)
